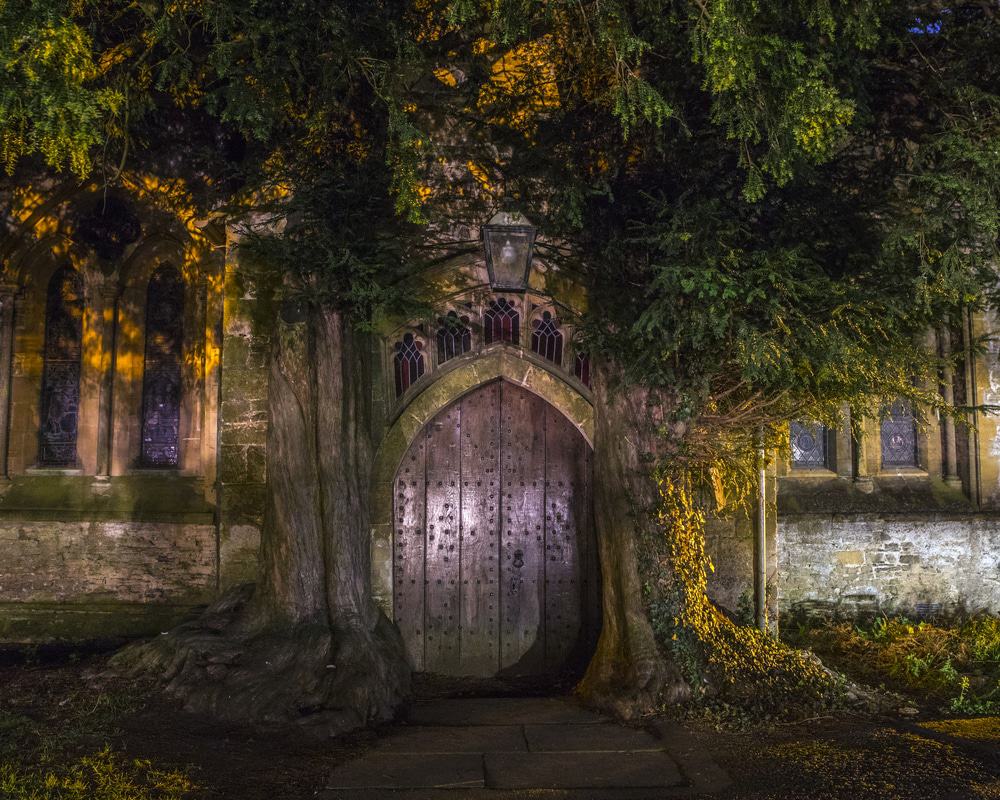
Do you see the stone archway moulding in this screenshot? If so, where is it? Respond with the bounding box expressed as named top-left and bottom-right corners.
top-left (369, 348), bottom-right (594, 616)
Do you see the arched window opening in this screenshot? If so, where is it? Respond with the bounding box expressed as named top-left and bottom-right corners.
top-left (436, 311), bottom-right (472, 364)
top-left (484, 298), bottom-right (519, 346)
top-left (394, 333), bottom-right (424, 397)
top-left (790, 421), bottom-right (828, 469)
top-left (39, 266), bottom-right (84, 467)
top-left (574, 352), bottom-right (591, 388)
top-left (530, 310), bottom-right (563, 364)
top-left (140, 265), bottom-right (185, 467)
top-left (881, 399), bottom-right (918, 468)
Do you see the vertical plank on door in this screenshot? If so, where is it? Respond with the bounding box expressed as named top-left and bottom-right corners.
top-left (499, 383), bottom-right (547, 674)
top-left (423, 404), bottom-right (463, 674)
top-left (393, 436), bottom-right (426, 671)
top-left (543, 405), bottom-right (586, 669)
top-left (458, 381), bottom-right (501, 675)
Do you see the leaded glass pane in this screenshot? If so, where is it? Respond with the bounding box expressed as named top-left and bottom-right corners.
top-left (436, 311), bottom-right (472, 364)
top-left (574, 352), bottom-right (591, 388)
top-left (790, 421), bottom-right (827, 469)
top-left (881, 399), bottom-right (918, 467)
top-left (39, 266), bottom-right (83, 467)
top-left (484, 298), bottom-right (519, 346)
top-left (530, 311), bottom-right (563, 364)
top-left (394, 333), bottom-right (424, 397)
top-left (140, 265), bottom-right (185, 467)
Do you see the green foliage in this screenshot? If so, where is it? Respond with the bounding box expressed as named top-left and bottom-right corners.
top-left (791, 615), bottom-right (1000, 714)
top-left (0, 747), bottom-right (194, 800)
top-left (0, 1), bottom-right (122, 175)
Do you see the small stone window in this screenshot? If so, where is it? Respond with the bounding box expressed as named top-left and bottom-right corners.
top-left (140, 265), bottom-right (185, 467)
top-left (436, 311), bottom-right (472, 364)
top-left (484, 298), bottom-right (519, 346)
top-left (530, 311), bottom-right (563, 364)
top-left (394, 333), bottom-right (424, 397)
top-left (574, 352), bottom-right (591, 388)
top-left (881, 399), bottom-right (919, 468)
top-left (790, 421), bottom-right (828, 470)
top-left (38, 266), bottom-right (84, 467)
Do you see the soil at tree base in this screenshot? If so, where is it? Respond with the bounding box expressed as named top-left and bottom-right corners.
top-left (1, 654), bottom-right (998, 799)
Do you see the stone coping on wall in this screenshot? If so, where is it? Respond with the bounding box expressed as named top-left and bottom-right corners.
top-left (0, 601), bottom-right (205, 644)
top-left (777, 509), bottom-right (1000, 522)
top-left (777, 473), bottom-right (974, 516)
top-left (0, 474), bottom-right (214, 523)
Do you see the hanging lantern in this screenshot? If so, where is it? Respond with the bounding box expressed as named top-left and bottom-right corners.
top-left (482, 211), bottom-right (536, 292)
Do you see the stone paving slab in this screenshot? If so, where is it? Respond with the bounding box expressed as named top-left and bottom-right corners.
top-left (524, 722), bottom-right (664, 752)
top-left (322, 787), bottom-right (700, 799)
top-left (485, 751), bottom-right (684, 789)
top-left (407, 697), bottom-right (605, 726)
top-left (326, 753), bottom-right (485, 790)
top-left (323, 698), bottom-right (730, 798)
top-left (373, 724), bottom-right (527, 753)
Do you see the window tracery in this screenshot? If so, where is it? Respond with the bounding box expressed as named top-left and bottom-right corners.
top-left (790, 421), bottom-right (828, 469)
top-left (530, 310), bottom-right (563, 364)
top-left (881, 399), bottom-right (919, 467)
top-left (436, 311), bottom-right (472, 364)
top-left (140, 265), bottom-right (185, 467)
top-left (484, 298), bottom-right (519, 346)
top-left (394, 333), bottom-right (425, 397)
top-left (573, 352), bottom-right (591, 388)
top-left (38, 266), bottom-right (84, 467)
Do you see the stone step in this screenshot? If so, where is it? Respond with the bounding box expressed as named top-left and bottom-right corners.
top-left (485, 750), bottom-right (684, 790)
top-left (406, 696), bottom-right (604, 726)
top-left (327, 752), bottom-right (485, 791)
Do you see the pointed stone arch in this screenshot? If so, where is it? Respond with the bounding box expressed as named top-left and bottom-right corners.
top-left (370, 348), bottom-right (594, 614)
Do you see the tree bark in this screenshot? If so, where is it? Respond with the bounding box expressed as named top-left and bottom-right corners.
top-left (111, 308), bottom-right (410, 735)
top-left (577, 361), bottom-right (690, 717)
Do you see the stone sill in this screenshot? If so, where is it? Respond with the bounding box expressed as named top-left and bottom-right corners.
top-left (0, 508), bottom-right (215, 524)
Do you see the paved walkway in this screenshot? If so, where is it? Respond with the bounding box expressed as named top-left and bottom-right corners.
top-left (322, 697), bottom-right (730, 799)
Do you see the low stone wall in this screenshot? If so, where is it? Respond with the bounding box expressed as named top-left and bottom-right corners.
top-left (0, 520), bottom-right (218, 642)
top-left (778, 513), bottom-right (1000, 618)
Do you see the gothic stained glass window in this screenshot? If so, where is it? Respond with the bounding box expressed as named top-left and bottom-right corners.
top-left (881, 399), bottom-right (919, 467)
top-left (140, 265), bottom-right (185, 467)
top-left (484, 298), bottom-right (519, 346)
top-left (530, 310), bottom-right (563, 364)
top-left (574, 352), bottom-right (591, 388)
top-left (790, 421), bottom-right (828, 469)
top-left (436, 311), bottom-right (472, 364)
top-left (394, 333), bottom-right (424, 397)
top-left (38, 266), bottom-right (84, 467)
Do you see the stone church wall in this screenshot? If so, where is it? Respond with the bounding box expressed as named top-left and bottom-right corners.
top-left (778, 513), bottom-right (1000, 618)
top-left (213, 250), bottom-right (267, 591)
top-left (0, 518), bottom-right (216, 642)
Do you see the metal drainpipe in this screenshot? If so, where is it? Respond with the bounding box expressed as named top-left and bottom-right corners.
top-left (754, 427), bottom-right (768, 632)
top-left (966, 306), bottom-right (983, 509)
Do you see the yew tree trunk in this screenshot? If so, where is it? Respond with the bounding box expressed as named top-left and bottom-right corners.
top-left (577, 360), bottom-right (690, 717)
top-left (112, 308), bottom-right (410, 736)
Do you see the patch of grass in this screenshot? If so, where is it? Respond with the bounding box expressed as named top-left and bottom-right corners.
top-left (0, 746), bottom-right (194, 799)
top-left (787, 614), bottom-right (1000, 713)
top-left (0, 657), bottom-right (195, 799)
top-left (919, 717), bottom-right (1000, 742)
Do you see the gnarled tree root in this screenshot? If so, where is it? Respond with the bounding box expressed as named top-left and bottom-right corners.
top-left (110, 584), bottom-right (412, 737)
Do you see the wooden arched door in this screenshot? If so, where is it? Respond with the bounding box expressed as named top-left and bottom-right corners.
top-left (393, 379), bottom-right (598, 678)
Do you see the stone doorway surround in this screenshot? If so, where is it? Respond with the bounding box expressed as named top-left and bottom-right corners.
top-left (370, 349), bottom-right (595, 617)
